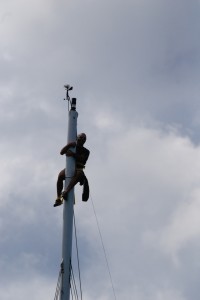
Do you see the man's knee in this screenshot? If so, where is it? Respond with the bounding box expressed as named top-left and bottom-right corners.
top-left (58, 169), bottom-right (65, 181)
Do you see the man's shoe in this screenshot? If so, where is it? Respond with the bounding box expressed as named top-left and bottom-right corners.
top-left (53, 197), bottom-right (63, 207)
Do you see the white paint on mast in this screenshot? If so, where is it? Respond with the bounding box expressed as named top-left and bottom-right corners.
top-left (60, 97), bottom-right (78, 300)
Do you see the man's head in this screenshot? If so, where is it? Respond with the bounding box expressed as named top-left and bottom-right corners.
top-left (77, 133), bottom-right (87, 146)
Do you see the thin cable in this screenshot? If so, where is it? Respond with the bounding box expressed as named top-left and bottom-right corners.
top-left (70, 280), bottom-right (75, 300)
top-left (70, 285), bottom-right (74, 300)
top-left (70, 263), bottom-right (79, 300)
top-left (90, 194), bottom-right (117, 300)
top-left (73, 212), bottom-right (83, 300)
top-left (54, 269), bottom-right (61, 300)
top-left (70, 274), bottom-right (76, 300)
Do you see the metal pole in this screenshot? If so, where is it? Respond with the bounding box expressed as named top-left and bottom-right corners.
top-left (60, 98), bottom-right (78, 300)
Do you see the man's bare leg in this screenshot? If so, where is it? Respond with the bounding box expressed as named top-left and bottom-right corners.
top-left (62, 170), bottom-right (84, 200)
top-left (57, 169), bottom-right (65, 197)
top-left (54, 169), bottom-right (65, 207)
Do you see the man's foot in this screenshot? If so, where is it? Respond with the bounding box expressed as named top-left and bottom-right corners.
top-left (62, 190), bottom-right (68, 200)
top-left (53, 197), bottom-right (63, 207)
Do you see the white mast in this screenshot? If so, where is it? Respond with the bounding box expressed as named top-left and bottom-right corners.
top-left (60, 86), bottom-right (78, 300)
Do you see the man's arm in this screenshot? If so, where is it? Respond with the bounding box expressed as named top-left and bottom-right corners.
top-left (60, 142), bottom-right (76, 155)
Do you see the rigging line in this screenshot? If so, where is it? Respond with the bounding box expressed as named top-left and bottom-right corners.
top-left (70, 290), bottom-right (74, 300)
top-left (70, 262), bottom-right (79, 300)
top-left (70, 282), bottom-right (75, 300)
top-left (70, 274), bottom-right (76, 300)
top-left (73, 211), bottom-right (83, 300)
top-left (70, 283), bottom-right (73, 300)
top-left (90, 194), bottom-right (117, 300)
top-left (70, 276), bottom-right (75, 300)
top-left (70, 280), bottom-right (75, 300)
top-left (54, 269), bottom-right (62, 300)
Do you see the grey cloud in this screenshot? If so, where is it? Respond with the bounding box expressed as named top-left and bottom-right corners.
top-left (1, 1), bottom-right (200, 299)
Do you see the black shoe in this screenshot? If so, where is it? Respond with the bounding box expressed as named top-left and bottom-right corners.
top-left (53, 197), bottom-right (63, 207)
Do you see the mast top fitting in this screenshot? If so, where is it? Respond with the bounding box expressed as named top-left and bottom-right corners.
top-left (64, 84), bottom-right (76, 111)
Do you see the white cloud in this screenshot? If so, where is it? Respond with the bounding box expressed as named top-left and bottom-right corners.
top-left (0, 276), bottom-right (55, 300)
top-left (1, 0), bottom-right (200, 299)
top-left (80, 123), bottom-right (200, 298)
top-left (159, 189), bottom-right (200, 260)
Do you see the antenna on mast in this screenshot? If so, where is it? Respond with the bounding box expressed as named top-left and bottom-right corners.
top-left (64, 84), bottom-right (76, 111)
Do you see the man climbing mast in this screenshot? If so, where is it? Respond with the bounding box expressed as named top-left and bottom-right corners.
top-left (54, 132), bottom-right (90, 207)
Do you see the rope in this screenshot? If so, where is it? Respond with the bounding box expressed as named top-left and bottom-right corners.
top-left (53, 193), bottom-right (117, 300)
top-left (90, 194), bottom-right (117, 300)
top-left (53, 215), bottom-right (82, 300)
top-left (70, 263), bottom-right (79, 300)
top-left (73, 212), bottom-right (83, 300)
top-left (54, 269), bottom-right (62, 300)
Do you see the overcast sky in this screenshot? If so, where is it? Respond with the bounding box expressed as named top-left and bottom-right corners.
top-left (1, 0), bottom-right (200, 299)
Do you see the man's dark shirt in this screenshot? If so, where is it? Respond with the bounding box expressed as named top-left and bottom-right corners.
top-left (60, 142), bottom-right (90, 169)
top-left (76, 145), bottom-right (90, 169)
